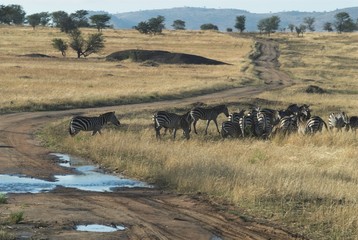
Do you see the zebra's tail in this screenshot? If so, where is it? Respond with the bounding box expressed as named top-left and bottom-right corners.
top-left (322, 119), bottom-right (329, 132)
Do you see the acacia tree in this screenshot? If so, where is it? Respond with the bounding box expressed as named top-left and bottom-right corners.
top-left (288, 24), bottom-right (295, 33)
top-left (334, 12), bottom-right (355, 33)
top-left (39, 12), bottom-right (50, 26)
top-left (51, 11), bottom-right (77, 33)
top-left (90, 14), bottom-right (111, 31)
top-left (26, 13), bottom-right (41, 29)
top-left (0, 4), bottom-right (26, 24)
top-left (235, 15), bottom-right (246, 33)
top-left (303, 17), bottom-right (315, 31)
top-left (52, 38), bottom-right (68, 56)
top-left (323, 22), bottom-right (333, 32)
top-left (172, 19), bottom-right (185, 30)
top-left (135, 15), bottom-right (165, 34)
top-left (200, 23), bottom-right (218, 31)
top-left (257, 16), bottom-right (280, 35)
top-left (69, 29), bottom-right (104, 58)
top-left (52, 30), bottom-right (104, 58)
top-left (71, 10), bottom-right (89, 28)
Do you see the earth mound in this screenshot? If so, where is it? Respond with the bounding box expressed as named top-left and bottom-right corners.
top-left (106, 49), bottom-right (229, 65)
top-left (20, 53), bottom-right (56, 58)
top-left (305, 85), bottom-right (326, 94)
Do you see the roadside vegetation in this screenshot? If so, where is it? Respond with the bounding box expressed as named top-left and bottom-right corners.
top-left (2, 25), bottom-right (358, 239)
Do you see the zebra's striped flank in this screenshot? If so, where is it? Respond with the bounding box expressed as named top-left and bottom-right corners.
top-left (221, 121), bottom-right (241, 138)
top-left (328, 112), bottom-right (349, 132)
top-left (153, 111), bottom-right (190, 140)
top-left (298, 115), bottom-right (328, 135)
top-left (69, 111), bottom-right (120, 136)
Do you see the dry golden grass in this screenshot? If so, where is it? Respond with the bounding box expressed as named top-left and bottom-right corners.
top-left (4, 26), bottom-right (358, 239)
top-left (0, 26), bottom-right (252, 112)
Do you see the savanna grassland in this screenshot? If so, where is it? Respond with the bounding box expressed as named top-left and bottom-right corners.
top-left (0, 26), bottom-right (252, 112)
top-left (2, 25), bottom-right (358, 239)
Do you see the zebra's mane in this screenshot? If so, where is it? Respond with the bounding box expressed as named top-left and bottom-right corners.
top-left (99, 111), bottom-right (115, 117)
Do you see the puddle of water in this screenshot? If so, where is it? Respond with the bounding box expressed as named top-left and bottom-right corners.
top-left (0, 153), bottom-right (152, 194)
top-left (76, 224), bottom-right (126, 232)
top-left (211, 235), bottom-right (223, 240)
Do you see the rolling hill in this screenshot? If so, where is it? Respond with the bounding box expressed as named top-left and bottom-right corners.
top-left (104, 7), bottom-right (358, 32)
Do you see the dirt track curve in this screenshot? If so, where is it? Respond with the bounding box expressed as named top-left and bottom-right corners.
top-left (0, 39), bottom-right (301, 239)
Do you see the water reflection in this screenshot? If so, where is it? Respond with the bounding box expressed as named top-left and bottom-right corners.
top-left (76, 224), bottom-right (126, 232)
top-left (0, 153), bottom-right (151, 194)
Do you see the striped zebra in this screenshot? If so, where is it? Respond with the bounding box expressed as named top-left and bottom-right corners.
top-left (228, 109), bottom-right (245, 124)
top-left (260, 108), bottom-right (281, 126)
top-left (328, 112), bottom-right (349, 132)
top-left (190, 104), bottom-right (229, 135)
top-left (69, 111), bottom-right (120, 136)
top-left (253, 110), bottom-right (273, 139)
top-left (221, 121), bottom-right (241, 138)
top-left (297, 115), bottom-right (328, 135)
top-left (246, 107), bottom-right (273, 139)
top-left (272, 115), bottom-right (298, 136)
top-left (239, 114), bottom-right (254, 138)
top-left (347, 116), bottom-right (358, 132)
top-left (153, 111), bottom-right (190, 140)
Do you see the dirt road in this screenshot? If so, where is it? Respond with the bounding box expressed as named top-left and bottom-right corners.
top-left (0, 39), bottom-right (302, 239)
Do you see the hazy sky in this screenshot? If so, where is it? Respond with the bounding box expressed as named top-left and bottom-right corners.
top-left (2, 0), bottom-right (357, 14)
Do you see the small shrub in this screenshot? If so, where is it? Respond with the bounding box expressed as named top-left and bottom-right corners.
top-left (8, 211), bottom-right (24, 224)
top-left (0, 194), bottom-right (7, 204)
top-left (0, 230), bottom-right (16, 240)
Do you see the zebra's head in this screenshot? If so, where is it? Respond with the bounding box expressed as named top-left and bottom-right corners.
top-left (103, 111), bottom-right (121, 127)
top-left (219, 105), bottom-right (229, 117)
top-left (180, 117), bottom-right (191, 140)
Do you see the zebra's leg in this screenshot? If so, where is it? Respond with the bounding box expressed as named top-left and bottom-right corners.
top-left (193, 120), bottom-right (198, 134)
top-left (163, 128), bottom-right (168, 135)
top-left (173, 128), bottom-right (177, 139)
top-left (204, 120), bottom-right (211, 135)
top-left (155, 126), bottom-right (162, 139)
top-left (213, 119), bottom-right (220, 134)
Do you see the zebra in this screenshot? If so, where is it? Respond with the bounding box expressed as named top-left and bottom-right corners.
top-left (272, 115), bottom-right (298, 136)
top-left (347, 116), bottom-right (358, 132)
top-left (69, 111), bottom-right (120, 136)
top-left (328, 112), bottom-right (349, 132)
top-left (228, 109), bottom-right (245, 124)
top-left (221, 121), bottom-right (241, 138)
top-left (239, 114), bottom-right (254, 138)
top-left (153, 111), bottom-right (190, 140)
top-left (260, 108), bottom-right (281, 126)
top-left (247, 107), bottom-right (273, 139)
top-left (297, 114), bottom-right (328, 135)
top-left (190, 104), bottom-right (229, 135)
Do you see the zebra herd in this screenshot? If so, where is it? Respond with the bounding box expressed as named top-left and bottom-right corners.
top-left (68, 104), bottom-right (358, 140)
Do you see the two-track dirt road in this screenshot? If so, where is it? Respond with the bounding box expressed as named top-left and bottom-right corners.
top-left (0, 39), bottom-right (303, 239)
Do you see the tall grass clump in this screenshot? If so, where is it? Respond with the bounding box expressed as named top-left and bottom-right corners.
top-left (0, 230), bottom-right (16, 240)
top-left (7, 211), bottom-right (24, 224)
top-left (0, 194), bottom-right (7, 204)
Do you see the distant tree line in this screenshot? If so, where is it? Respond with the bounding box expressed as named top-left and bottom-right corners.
top-left (1, 4), bottom-right (357, 36)
top-left (0, 4), bottom-right (111, 32)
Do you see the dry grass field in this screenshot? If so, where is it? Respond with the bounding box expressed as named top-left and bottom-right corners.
top-left (0, 26), bottom-right (252, 112)
top-left (2, 25), bottom-right (358, 239)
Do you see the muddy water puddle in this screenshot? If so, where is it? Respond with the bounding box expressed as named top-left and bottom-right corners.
top-left (0, 153), bottom-right (151, 194)
top-left (76, 224), bottom-right (126, 232)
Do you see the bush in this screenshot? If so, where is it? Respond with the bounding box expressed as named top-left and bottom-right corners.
top-left (8, 211), bottom-right (24, 224)
top-left (0, 193), bottom-right (7, 204)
